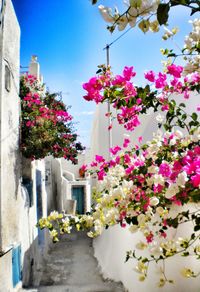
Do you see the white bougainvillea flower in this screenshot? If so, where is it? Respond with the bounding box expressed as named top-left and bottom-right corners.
top-left (180, 267), bottom-right (194, 278)
top-left (117, 15), bottom-right (129, 31)
top-left (150, 196), bottom-right (159, 206)
top-left (156, 113), bottom-right (164, 123)
top-left (136, 241), bottom-right (148, 250)
top-left (98, 5), bottom-right (114, 23)
top-left (176, 171), bottom-right (188, 187)
top-left (129, 224), bottom-right (138, 233)
top-left (165, 183), bottom-right (179, 199)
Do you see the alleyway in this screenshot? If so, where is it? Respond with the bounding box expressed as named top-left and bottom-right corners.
top-left (21, 231), bottom-right (125, 292)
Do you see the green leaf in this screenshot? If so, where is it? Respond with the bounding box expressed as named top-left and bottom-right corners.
top-left (131, 216), bottom-right (138, 225)
top-left (182, 114), bottom-right (187, 121)
top-left (125, 254), bottom-right (130, 262)
top-left (182, 252), bottom-right (190, 257)
top-left (167, 53), bottom-right (176, 57)
top-left (191, 112), bottom-right (198, 121)
top-left (194, 225), bottom-right (200, 232)
top-left (142, 257), bottom-right (149, 263)
top-left (170, 0), bottom-right (180, 6)
top-left (157, 3), bottom-right (170, 25)
top-left (96, 69), bottom-right (102, 74)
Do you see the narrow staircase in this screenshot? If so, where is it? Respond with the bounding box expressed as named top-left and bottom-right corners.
top-left (20, 231), bottom-right (125, 292)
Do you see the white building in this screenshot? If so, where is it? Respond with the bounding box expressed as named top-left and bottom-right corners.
top-left (0, 2), bottom-right (48, 289)
top-left (45, 153), bottom-right (91, 216)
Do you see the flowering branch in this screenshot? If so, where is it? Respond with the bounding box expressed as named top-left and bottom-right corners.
top-left (20, 75), bottom-right (84, 162)
top-left (94, 1), bottom-right (200, 33)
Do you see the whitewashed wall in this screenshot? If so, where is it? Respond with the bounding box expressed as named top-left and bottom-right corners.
top-left (61, 154), bottom-right (84, 179)
top-left (93, 215), bottom-right (200, 292)
top-left (90, 92), bottom-right (200, 292)
top-left (0, 0), bottom-right (20, 251)
top-left (0, 4), bottom-right (49, 288)
top-left (0, 0), bottom-right (22, 290)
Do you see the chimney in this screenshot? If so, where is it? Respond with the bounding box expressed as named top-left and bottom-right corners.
top-left (29, 55), bottom-right (40, 80)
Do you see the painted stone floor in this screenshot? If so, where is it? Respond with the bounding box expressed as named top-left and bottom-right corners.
top-left (20, 231), bottom-right (125, 292)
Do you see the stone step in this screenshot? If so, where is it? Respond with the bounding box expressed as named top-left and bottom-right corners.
top-left (20, 283), bottom-right (124, 292)
top-left (20, 231), bottom-right (125, 292)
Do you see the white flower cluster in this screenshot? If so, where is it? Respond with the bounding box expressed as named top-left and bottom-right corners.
top-left (184, 19), bottom-right (200, 51)
top-left (183, 19), bottom-right (200, 74)
top-left (98, 0), bottom-right (160, 32)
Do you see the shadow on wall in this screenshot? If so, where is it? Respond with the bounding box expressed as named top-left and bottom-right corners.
top-left (22, 231), bottom-right (50, 288)
top-left (9, 144), bottom-right (21, 199)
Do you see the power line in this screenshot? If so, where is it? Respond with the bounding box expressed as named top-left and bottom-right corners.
top-left (103, 26), bottom-right (133, 50)
top-left (103, 17), bottom-right (142, 51)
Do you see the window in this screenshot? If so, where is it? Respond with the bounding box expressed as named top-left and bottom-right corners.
top-left (5, 65), bottom-right (11, 92)
top-left (12, 245), bottom-right (22, 287)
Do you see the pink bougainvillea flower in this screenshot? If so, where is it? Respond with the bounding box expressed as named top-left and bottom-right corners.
top-left (90, 161), bottom-right (98, 167)
top-left (109, 145), bottom-right (121, 155)
top-left (123, 138), bottom-right (130, 148)
top-left (146, 232), bottom-right (154, 243)
top-left (136, 98), bottom-right (142, 104)
top-left (161, 104), bottom-right (169, 111)
top-left (97, 169), bottom-right (106, 180)
top-left (112, 75), bottom-right (125, 86)
top-left (184, 90), bottom-right (190, 99)
top-left (109, 160), bottom-right (116, 167)
top-left (153, 184), bottom-right (164, 193)
top-left (108, 124), bottom-right (113, 131)
top-left (159, 162), bottom-right (171, 177)
top-left (115, 156), bottom-right (120, 164)
top-left (167, 64), bottom-right (183, 78)
top-left (191, 174), bottom-right (200, 187)
top-left (82, 77), bottom-right (102, 91)
top-left (144, 70), bottom-right (156, 82)
top-left (95, 155), bottom-right (105, 163)
top-left (80, 164), bottom-right (88, 172)
top-left (138, 136), bottom-right (143, 143)
top-left (155, 72), bottom-right (167, 89)
top-left (160, 231), bottom-right (167, 238)
top-left (124, 116), bottom-right (140, 131)
top-left (125, 165), bottom-right (135, 175)
top-left (26, 120), bottom-right (35, 127)
top-left (123, 66), bottom-right (136, 81)
top-left (124, 82), bottom-right (137, 98)
top-left (124, 153), bottom-right (131, 163)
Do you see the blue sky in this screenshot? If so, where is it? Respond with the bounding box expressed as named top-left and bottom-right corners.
top-left (12, 0), bottom-right (195, 147)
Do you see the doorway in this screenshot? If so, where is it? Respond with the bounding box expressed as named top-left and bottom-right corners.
top-left (72, 186), bottom-right (84, 214)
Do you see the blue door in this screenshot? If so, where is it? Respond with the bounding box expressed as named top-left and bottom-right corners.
top-left (12, 245), bottom-right (21, 287)
top-left (36, 170), bottom-right (44, 247)
top-left (72, 187), bottom-right (84, 214)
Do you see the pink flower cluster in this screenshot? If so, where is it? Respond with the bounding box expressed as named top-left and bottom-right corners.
top-left (83, 64), bottom-right (200, 132)
top-left (83, 66), bottom-right (137, 104)
top-left (23, 92), bottom-right (72, 127)
top-left (144, 64), bottom-right (200, 103)
top-left (117, 106), bottom-right (141, 131)
top-left (83, 66), bottom-right (144, 131)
